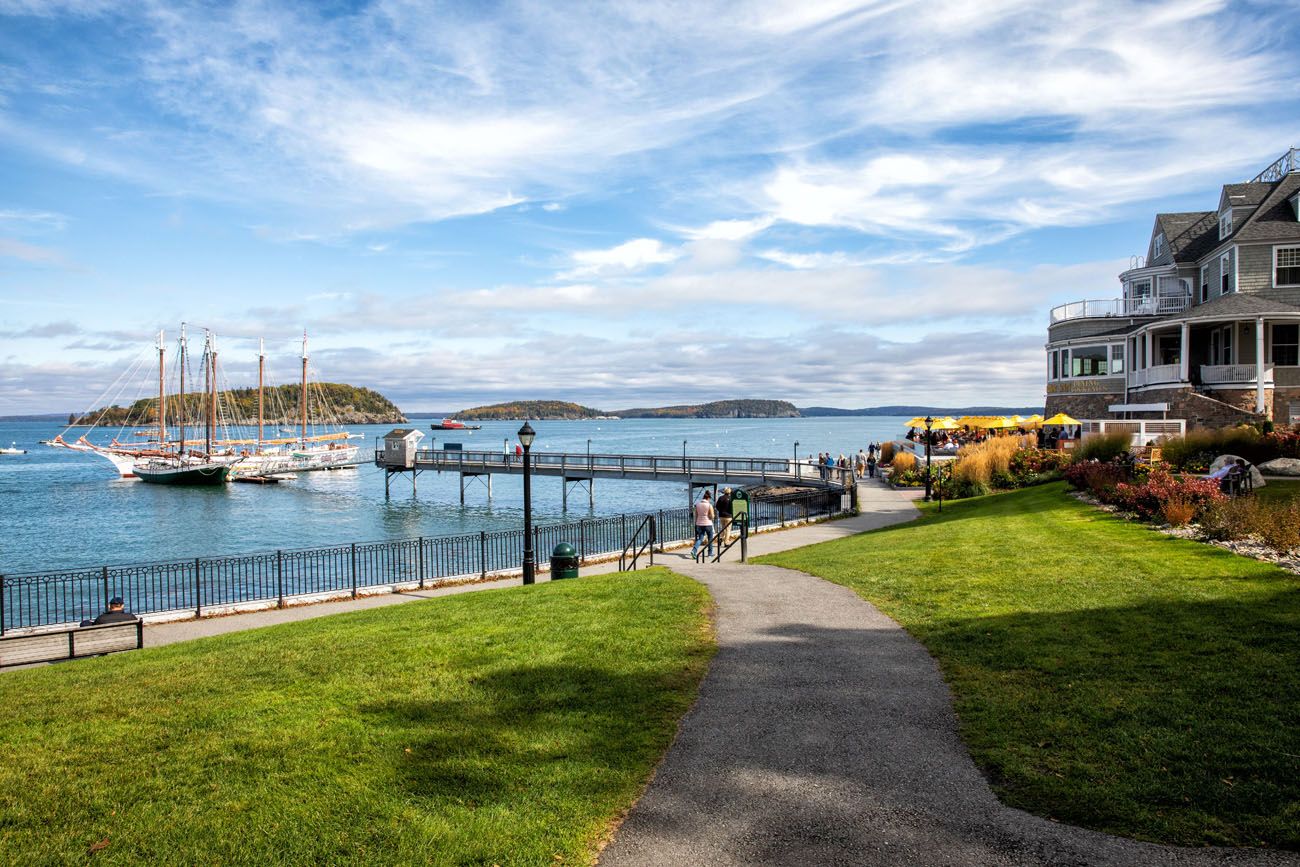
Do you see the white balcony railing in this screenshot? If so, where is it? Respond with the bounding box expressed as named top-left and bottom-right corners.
top-left (1050, 295), bottom-right (1189, 324)
top-left (1128, 364), bottom-right (1184, 388)
top-left (1201, 363), bottom-right (1274, 385)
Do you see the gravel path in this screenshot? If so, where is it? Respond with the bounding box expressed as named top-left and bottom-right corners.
top-left (599, 484), bottom-right (1299, 866)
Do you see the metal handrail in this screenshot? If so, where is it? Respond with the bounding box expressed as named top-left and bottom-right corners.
top-left (619, 515), bottom-right (656, 572)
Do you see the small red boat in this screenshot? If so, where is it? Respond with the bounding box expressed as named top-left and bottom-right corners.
top-left (430, 419), bottom-right (481, 431)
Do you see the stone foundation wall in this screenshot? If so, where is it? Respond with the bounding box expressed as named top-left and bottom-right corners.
top-left (1045, 386), bottom-right (1270, 429)
top-left (1138, 388), bottom-right (1264, 428)
top-left (1044, 392), bottom-right (1124, 420)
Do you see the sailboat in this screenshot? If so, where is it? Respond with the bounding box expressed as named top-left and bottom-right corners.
top-left (50, 327), bottom-right (360, 480)
top-left (225, 332), bottom-right (361, 477)
top-left (132, 328), bottom-right (232, 486)
top-left (0, 442), bottom-right (26, 455)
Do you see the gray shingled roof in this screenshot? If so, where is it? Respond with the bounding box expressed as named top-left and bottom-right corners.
top-left (1231, 173), bottom-right (1300, 243)
top-left (1156, 211), bottom-right (1217, 262)
top-left (1222, 182), bottom-right (1273, 207)
top-left (1159, 291), bottom-right (1300, 323)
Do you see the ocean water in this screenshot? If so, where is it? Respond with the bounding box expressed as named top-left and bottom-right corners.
top-left (0, 416), bottom-right (908, 575)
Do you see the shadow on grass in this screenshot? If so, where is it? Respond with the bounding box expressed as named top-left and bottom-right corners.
top-left (364, 664), bottom-right (688, 806)
top-left (600, 598), bottom-right (1299, 864)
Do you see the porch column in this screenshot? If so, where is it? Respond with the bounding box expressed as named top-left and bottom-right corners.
top-left (1256, 317), bottom-right (1267, 415)
top-left (1179, 321), bottom-right (1189, 382)
top-left (1144, 330), bottom-right (1153, 369)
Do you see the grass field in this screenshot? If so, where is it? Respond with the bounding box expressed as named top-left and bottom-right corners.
top-left (760, 483), bottom-right (1300, 849)
top-left (0, 569), bottom-right (713, 865)
top-left (1253, 478), bottom-right (1300, 503)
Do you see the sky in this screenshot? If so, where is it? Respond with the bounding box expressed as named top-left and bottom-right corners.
top-left (1, 0), bottom-right (1299, 415)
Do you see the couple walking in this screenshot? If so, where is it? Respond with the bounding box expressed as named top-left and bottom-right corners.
top-left (690, 488), bottom-right (734, 560)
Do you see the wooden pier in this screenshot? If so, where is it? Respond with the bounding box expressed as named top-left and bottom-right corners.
top-left (374, 447), bottom-right (853, 508)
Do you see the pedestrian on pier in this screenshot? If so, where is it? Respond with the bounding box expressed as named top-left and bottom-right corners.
top-left (691, 491), bottom-right (716, 560)
top-left (855, 449), bottom-right (867, 478)
top-left (867, 453), bottom-right (877, 478)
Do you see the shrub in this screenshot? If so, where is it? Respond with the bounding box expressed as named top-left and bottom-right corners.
top-left (1198, 498), bottom-right (1262, 542)
top-left (1160, 496), bottom-right (1197, 527)
top-left (1073, 431), bottom-right (1131, 464)
top-left (1010, 448), bottom-right (1071, 476)
top-left (1161, 425), bottom-right (1274, 471)
top-left (891, 451), bottom-right (917, 474)
top-left (1064, 461), bottom-right (1129, 499)
top-left (1111, 468), bottom-right (1225, 522)
top-left (1255, 501), bottom-right (1300, 553)
top-left (879, 442), bottom-right (896, 465)
top-left (954, 437), bottom-right (1021, 486)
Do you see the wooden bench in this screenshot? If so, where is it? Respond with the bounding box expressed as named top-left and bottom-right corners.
top-left (0, 620), bottom-right (143, 668)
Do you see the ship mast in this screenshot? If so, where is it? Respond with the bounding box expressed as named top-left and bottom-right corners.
top-left (300, 330), bottom-right (308, 447)
top-left (156, 329), bottom-right (166, 449)
top-left (257, 337), bottom-right (265, 454)
top-left (203, 330), bottom-right (214, 456)
top-left (178, 323), bottom-right (187, 456)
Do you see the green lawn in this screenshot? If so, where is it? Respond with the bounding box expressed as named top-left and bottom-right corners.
top-left (0, 569), bottom-right (714, 865)
top-left (1253, 478), bottom-right (1300, 503)
top-left (760, 483), bottom-right (1300, 849)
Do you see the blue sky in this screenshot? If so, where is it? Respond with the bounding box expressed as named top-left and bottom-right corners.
top-left (1, 0), bottom-right (1299, 414)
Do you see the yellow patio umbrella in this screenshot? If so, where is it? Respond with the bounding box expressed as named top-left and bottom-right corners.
top-left (1019, 413), bottom-right (1044, 429)
top-left (931, 417), bottom-right (961, 431)
top-left (904, 416), bottom-right (929, 428)
top-left (1042, 412), bottom-right (1081, 426)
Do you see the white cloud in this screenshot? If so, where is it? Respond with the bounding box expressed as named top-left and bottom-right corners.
top-left (561, 238), bottom-right (682, 278)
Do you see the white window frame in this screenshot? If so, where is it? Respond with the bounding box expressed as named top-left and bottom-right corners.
top-left (1219, 209), bottom-right (1232, 240)
top-left (1220, 250), bottom-right (1233, 295)
top-left (1199, 263), bottom-right (1209, 303)
top-left (1271, 322), bottom-right (1299, 366)
top-left (1274, 244), bottom-right (1300, 288)
top-left (1153, 233), bottom-right (1165, 259)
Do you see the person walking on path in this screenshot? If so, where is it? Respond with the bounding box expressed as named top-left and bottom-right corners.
top-left (867, 452), bottom-right (878, 478)
top-left (690, 491), bottom-right (716, 560)
top-left (716, 488), bottom-right (734, 547)
top-left (855, 449), bottom-right (867, 478)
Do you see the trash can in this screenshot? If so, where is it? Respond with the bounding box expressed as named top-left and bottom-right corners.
top-left (550, 542), bottom-right (580, 579)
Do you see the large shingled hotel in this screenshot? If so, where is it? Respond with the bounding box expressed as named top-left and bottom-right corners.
top-left (1045, 148), bottom-right (1300, 441)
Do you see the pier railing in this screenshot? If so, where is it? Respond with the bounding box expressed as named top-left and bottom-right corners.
top-left (0, 488), bottom-right (846, 633)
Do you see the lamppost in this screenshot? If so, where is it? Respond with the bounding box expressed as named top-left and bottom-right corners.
top-left (794, 440), bottom-right (800, 481)
top-left (923, 415), bottom-right (934, 502)
top-left (587, 438), bottom-right (592, 470)
top-left (682, 439), bottom-right (687, 468)
top-left (519, 421), bottom-right (536, 584)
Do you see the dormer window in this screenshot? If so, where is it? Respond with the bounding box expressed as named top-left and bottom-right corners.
top-left (1292, 193), bottom-right (1300, 221)
top-left (1219, 209), bottom-right (1233, 239)
top-left (1153, 233), bottom-right (1165, 258)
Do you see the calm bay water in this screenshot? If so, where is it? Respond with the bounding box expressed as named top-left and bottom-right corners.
top-left (0, 416), bottom-right (907, 575)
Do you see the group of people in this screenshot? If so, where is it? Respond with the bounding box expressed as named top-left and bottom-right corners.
top-left (809, 443), bottom-right (883, 481)
top-left (690, 488), bottom-right (738, 560)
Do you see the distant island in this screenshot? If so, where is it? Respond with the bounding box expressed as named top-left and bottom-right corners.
top-left (449, 399), bottom-right (1039, 420)
top-left (71, 382), bottom-right (407, 426)
top-left (798, 405), bottom-right (1044, 417)
top-left (454, 399), bottom-right (800, 420)
top-left (456, 400), bottom-right (607, 421)
top-left (616, 399), bottom-right (800, 419)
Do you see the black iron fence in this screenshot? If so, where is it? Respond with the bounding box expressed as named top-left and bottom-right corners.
top-left (1, 488), bottom-right (845, 633)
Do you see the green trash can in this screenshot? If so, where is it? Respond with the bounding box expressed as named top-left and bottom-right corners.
top-left (550, 542), bottom-right (580, 579)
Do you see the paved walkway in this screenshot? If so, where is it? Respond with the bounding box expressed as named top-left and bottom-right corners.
top-left (600, 482), bottom-right (1299, 866)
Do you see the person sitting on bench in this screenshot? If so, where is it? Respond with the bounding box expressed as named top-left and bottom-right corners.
top-left (86, 597), bottom-right (138, 626)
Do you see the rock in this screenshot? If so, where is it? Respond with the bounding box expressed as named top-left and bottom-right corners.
top-left (1260, 457), bottom-right (1300, 477)
top-left (1208, 454), bottom-right (1267, 488)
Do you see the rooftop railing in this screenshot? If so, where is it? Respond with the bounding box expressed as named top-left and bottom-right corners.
top-left (1049, 295), bottom-right (1189, 324)
top-left (1250, 147), bottom-right (1299, 184)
